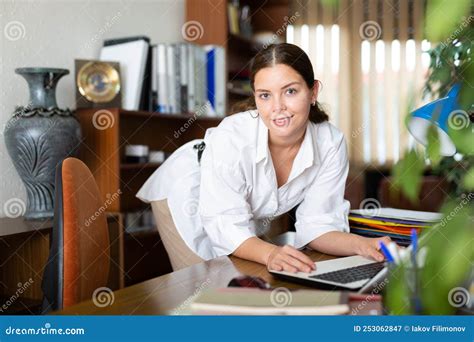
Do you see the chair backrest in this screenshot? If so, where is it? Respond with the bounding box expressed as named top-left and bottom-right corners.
top-left (42, 157), bottom-right (110, 312)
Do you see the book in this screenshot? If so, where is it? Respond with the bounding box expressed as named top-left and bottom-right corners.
top-left (173, 43), bottom-right (181, 113)
top-left (156, 43), bottom-right (168, 113)
top-left (100, 37), bottom-right (149, 111)
top-left (205, 45), bottom-right (226, 117)
top-left (189, 288), bottom-right (350, 315)
top-left (227, 2), bottom-right (240, 35)
top-left (187, 43), bottom-right (196, 112)
top-left (179, 43), bottom-right (189, 113)
top-left (166, 44), bottom-right (177, 113)
top-left (151, 45), bottom-right (158, 111)
top-left (350, 208), bottom-right (442, 223)
top-left (196, 46), bottom-right (207, 112)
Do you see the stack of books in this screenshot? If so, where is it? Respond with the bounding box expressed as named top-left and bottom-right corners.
top-left (100, 36), bottom-right (226, 116)
top-left (349, 208), bottom-right (442, 246)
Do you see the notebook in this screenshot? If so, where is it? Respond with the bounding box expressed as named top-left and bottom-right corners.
top-left (189, 288), bottom-right (350, 315)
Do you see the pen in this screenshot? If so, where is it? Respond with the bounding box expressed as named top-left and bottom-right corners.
top-left (411, 228), bottom-right (422, 314)
top-left (387, 242), bottom-right (400, 264)
top-left (379, 241), bottom-right (394, 263)
top-left (411, 229), bottom-right (418, 267)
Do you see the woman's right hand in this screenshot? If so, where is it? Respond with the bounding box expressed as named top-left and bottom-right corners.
top-left (266, 245), bottom-right (316, 273)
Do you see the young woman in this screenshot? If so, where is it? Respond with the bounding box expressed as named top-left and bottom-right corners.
top-left (137, 43), bottom-right (391, 272)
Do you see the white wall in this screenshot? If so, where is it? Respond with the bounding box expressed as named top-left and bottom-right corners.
top-left (0, 0), bottom-right (185, 217)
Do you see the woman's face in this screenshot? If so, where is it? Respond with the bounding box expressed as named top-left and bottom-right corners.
top-left (254, 63), bottom-right (318, 141)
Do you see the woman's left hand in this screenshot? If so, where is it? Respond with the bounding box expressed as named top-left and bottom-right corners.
top-left (354, 235), bottom-right (392, 262)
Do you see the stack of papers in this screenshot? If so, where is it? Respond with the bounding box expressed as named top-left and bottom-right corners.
top-left (349, 208), bottom-right (442, 246)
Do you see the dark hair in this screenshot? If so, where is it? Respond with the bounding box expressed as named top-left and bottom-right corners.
top-left (231, 43), bottom-right (329, 124)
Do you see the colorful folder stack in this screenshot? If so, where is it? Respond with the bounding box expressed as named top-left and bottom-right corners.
top-left (349, 208), bottom-right (442, 246)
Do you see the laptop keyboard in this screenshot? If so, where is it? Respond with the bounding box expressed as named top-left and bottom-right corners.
top-left (309, 262), bottom-right (385, 284)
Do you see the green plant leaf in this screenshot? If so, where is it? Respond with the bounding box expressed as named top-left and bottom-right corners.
top-left (426, 124), bottom-right (441, 166)
top-left (463, 166), bottom-right (474, 190)
top-left (320, 0), bottom-right (339, 8)
top-left (425, 0), bottom-right (471, 42)
top-left (458, 59), bottom-right (474, 111)
top-left (449, 124), bottom-right (474, 156)
top-left (420, 199), bottom-right (474, 314)
top-left (392, 149), bottom-right (426, 202)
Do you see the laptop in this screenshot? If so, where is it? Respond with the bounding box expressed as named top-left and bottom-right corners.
top-left (269, 255), bottom-right (388, 293)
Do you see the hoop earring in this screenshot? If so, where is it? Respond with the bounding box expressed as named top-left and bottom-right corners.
top-left (249, 110), bottom-right (259, 119)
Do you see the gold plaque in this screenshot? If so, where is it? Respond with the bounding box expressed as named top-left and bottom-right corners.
top-left (76, 60), bottom-right (121, 105)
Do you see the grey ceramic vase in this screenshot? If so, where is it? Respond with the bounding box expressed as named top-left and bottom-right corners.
top-left (4, 68), bottom-right (82, 220)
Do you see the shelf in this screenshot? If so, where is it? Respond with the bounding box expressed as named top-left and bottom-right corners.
top-left (119, 109), bottom-right (223, 121)
top-left (120, 162), bottom-right (162, 170)
top-left (228, 33), bottom-right (264, 52)
top-left (228, 88), bottom-right (253, 97)
top-left (125, 225), bottom-right (158, 238)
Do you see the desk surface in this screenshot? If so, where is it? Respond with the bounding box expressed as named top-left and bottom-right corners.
top-left (57, 250), bottom-right (338, 315)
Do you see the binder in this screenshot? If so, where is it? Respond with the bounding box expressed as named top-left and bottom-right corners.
top-left (100, 36), bottom-right (150, 111)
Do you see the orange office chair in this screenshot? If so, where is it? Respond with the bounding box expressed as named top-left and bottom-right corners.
top-left (41, 157), bottom-right (110, 313)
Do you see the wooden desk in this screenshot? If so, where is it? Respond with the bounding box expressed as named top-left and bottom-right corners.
top-left (57, 250), bottom-right (344, 315)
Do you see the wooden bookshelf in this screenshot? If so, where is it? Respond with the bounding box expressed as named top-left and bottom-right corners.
top-left (120, 162), bottom-right (162, 170)
top-left (186, 0), bottom-right (291, 112)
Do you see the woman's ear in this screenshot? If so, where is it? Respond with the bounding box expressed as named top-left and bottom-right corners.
top-left (311, 80), bottom-right (320, 103)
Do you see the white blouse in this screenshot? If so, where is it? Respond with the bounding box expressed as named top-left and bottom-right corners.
top-left (136, 110), bottom-right (350, 260)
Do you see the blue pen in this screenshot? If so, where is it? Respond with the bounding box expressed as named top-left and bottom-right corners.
top-left (411, 229), bottom-right (418, 256)
top-left (411, 228), bottom-right (418, 267)
top-left (379, 241), bottom-right (394, 263)
top-left (411, 228), bottom-right (422, 314)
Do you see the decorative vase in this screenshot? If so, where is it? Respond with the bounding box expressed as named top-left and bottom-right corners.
top-left (3, 68), bottom-right (82, 220)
